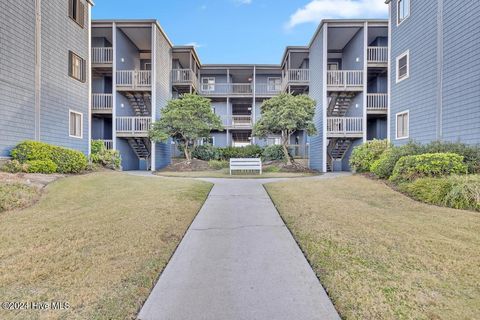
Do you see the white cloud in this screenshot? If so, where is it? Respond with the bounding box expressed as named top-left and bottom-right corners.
top-left (234, 0), bottom-right (252, 5)
top-left (184, 42), bottom-right (205, 49)
top-left (286, 0), bottom-right (388, 29)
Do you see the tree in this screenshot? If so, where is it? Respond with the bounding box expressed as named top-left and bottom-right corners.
top-left (253, 94), bottom-right (317, 165)
top-left (149, 94), bottom-right (223, 161)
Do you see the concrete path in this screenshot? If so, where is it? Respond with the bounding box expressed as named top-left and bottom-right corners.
top-left (138, 176), bottom-right (341, 320)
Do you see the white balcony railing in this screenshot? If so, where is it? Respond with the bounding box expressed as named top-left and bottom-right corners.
top-left (327, 70), bottom-right (363, 88)
top-left (367, 93), bottom-right (388, 110)
top-left (92, 47), bottom-right (113, 64)
top-left (200, 83), bottom-right (252, 95)
top-left (327, 117), bottom-right (363, 136)
top-left (287, 69), bottom-right (310, 83)
top-left (116, 70), bottom-right (152, 88)
top-left (102, 140), bottom-right (113, 150)
top-left (116, 117), bottom-right (151, 135)
top-left (255, 83), bottom-right (281, 95)
top-left (221, 115), bottom-right (253, 128)
top-left (171, 69), bottom-right (198, 85)
top-left (367, 47), bottom-right (388, 64)
top-left (92, 93), bottom-right (113, 110)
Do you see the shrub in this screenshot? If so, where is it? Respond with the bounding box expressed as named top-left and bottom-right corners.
top-left (263, 145), bottom-right (285, 161)
top-left (90, 140), bottom-right (121, 170)
top-left (400, 175), bottom-right (480, 211)
top-left (1, 160), bottom-right (29, 173)
top-left (391, 153), bottom-right (468, 182)
top-left (11, 141), bottom-right (87, 174)
top-left (423, 141), bottom-right (480, 174)
top-left (192, 144), bottom-right (221, 161)
top-left (25, 159), bottom-right (57, 174)
top-left (208, 160), bottom-right (229, 170)
top-left (349, 139), bottom-right (391, 173)
top-left (263, 165), bottom-right (281, 173)
top-left (371, 142), bottom-right (423, 179)
top-left (219, 145), bottom-right (263, 160)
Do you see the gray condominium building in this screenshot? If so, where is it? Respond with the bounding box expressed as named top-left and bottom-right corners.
top-left (0, 0), bottom-right (93, 158)
top-left (387, 0), bottom-right (480, 145)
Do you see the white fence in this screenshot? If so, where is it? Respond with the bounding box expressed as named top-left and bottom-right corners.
top-left (200, 83), bottom-right (252, 95)
top-left (221, 115), bottom-right (252, 128)
top-left (116, 117), bottom-right (151, 135)
top-left (171, 69), bottom-right (198, 84)
top-left (116, 70), bottom-right (151, 88)
top-left (367, 47), bottom-right (388, 63)
top-left (92, 93), bottom-right (113, 110)
top-left (327, 117), bottom-right (363, 135)
top-left (92, 47), bottom-right (113, 64)
top-left (367, 93), bottom-right (388, 110)
top-left (102, 140), bottom-right (113, 149)
top-left (327, 70), bottom-right (363, 88)
top-left (287, 69), bottom-right (310, 83)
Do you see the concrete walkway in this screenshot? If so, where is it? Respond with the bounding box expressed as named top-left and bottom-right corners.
top-left (137, 177), bottom-right (341, 320)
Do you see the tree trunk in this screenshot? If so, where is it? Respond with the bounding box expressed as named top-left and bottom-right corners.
top-left (184, 144), bottom-right (191, 162)
top-left (282, 131), bottom-right (292, 165)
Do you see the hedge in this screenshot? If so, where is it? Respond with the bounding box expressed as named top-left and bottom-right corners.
top-left (25, 160), bottom-right (58, 174)
top-left (390, 153), bottom-right (468, 182)
top-left (349, 139), bottom-right (391, 173)
top-left (11, 141), bottom-right (87, 174)
top-left (399, 175), bottom-right (480, 211)
top-left (263, 145), bottom-right (285, 161)
top-left (422, 141), bottom-right (480, 174)
top-left (371, 142), bottom-right (423, 179)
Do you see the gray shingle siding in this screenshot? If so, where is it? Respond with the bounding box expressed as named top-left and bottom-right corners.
top-left (308, 26), bottom-right (324, 171)
top-left (390, 0), bottom-right (479, 145)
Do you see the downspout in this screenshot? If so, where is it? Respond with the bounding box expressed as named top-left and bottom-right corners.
top-left (34, 0), bottom-right (42, 141)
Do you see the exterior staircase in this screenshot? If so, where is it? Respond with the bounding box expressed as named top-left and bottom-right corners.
top-left (326, 139), bottom-right (352, 172)
top-left (127, 138), bottom-right (151, 160)
top-left (124, 92), bottom-right (151, 116)
top-left (328, 92), bottom-right (356, 117)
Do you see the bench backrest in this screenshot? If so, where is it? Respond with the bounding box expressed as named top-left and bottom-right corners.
top-left (230, 158), bottom-right (262, 169)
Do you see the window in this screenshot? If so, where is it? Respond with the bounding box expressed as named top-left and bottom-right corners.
top-left (69, 111), bottom-right (83, 138)
top-left (396, 111), bottom-right (409, 139)
top-left (201, 77), bottom-right (215, 92)
top-left (68, 0), bottom-right (85, 28)
top-left (397, 0), bottom-right (410, 25)
top-left (396, 50), bottom-right (409, 83)
top-left (199, 137), bottom-right (215, 146)
top-left (68, 51), bottom-right (86, 82)
top-left (267, 77), bottom-right (282, 92)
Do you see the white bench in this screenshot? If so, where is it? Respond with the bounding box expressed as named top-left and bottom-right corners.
top-left (230, 158), bottom-right (262, 175)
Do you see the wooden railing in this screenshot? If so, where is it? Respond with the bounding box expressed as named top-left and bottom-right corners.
top-left (92, 47), bottom-right (113, 64)
top-left (287, 69), bottom-right (310, 83)
top-left (367, 47), bottom-right (388, 64)
top-left (171, 69), bottom-right (198, 85)
top-left (116, 70), bottom-right (151, 88)
top-left (200, 83), bottom-right (252, 95)
top-left (327, 117), bottom-right (363, 135)
top-left (327, 70), bottom-right (363, 88)
top-left (367, 93), bottom-right (388, 110)
top-left (102, 140), bottom-right (113, 150)
top-left (92, 93), bottom-right (113, 110)
top-left (255, 83), bottom-right (281, 95)
top-left (116, 117), bottom-right (151, 135)
top-left (222, 115), bottom-right (253, 128)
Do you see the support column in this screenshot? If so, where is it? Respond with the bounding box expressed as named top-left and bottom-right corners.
top-left (363, 22), bottom-right (368, 143)
top-left (112, 22), bottom-right (117, 150)
top-left (252, 66), bottom-right (256, 144)
top-left (150, 23), bottom-right (157, 171)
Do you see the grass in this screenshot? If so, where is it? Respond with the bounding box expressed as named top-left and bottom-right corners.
top-left (0, 182), bottom-right (40, 212)
top-left (0, 172), bottom-right (212, 319)
top-left (157, 168), bottom-right (316, 179)
top-left (265, 175), bottom-right (480, 320)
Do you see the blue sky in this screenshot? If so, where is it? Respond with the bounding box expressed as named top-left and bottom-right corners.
top-left (92, 0), bottom-right (388, 64)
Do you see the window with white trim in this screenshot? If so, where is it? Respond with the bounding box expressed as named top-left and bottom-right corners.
top-left (397, 0), bottom-right (410, 25)
top-left (396, 111), bottom-right (409, 139)
top-left (199, 136), bottom-right (215, 146)
top-left (267, 77), bottom-right (281, 92)
top-left (396, 51), bottom-right (409, 82)
top-left (69, 111), bottom-right (83, 138)
top-left (201, 77), bottom-right (215, 92)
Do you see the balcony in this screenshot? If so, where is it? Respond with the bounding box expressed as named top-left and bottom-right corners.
top-left (327, 70), bottom-right (363, 91)
top-left (255, 83), bottom-right (281, 96)
top-left (116, 70), bottom-right (151, 90)
top-left (116, 117), bottom-right (151, 137)
top-left (282, 69), bottom-right (310, 90)
top-left (101, 139), bottom-right (113, 149)
top-left (367, 93), bottom-right (388, 114)
top-left (171, 69), bottom-right (198, 88)
top-left (327, 117), bottom-right (363, 138)
top-left (199, 83), bottom-right (252, 96)
top-left (92, 93), bottom-right (113, 113)
top-left (367, 47), bottom-right (388, 66)
top-left (221, 115), bottom-right (253, 129)
top-left (92, 47), bottom-right (113, 64)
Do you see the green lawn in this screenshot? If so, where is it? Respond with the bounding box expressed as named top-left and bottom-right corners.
top-left (157, 168), bottom-right (317, 179)
top-left (266, 175), bottom-right (480, 320)
top-left (0, 172), bottom-right (212, 319)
